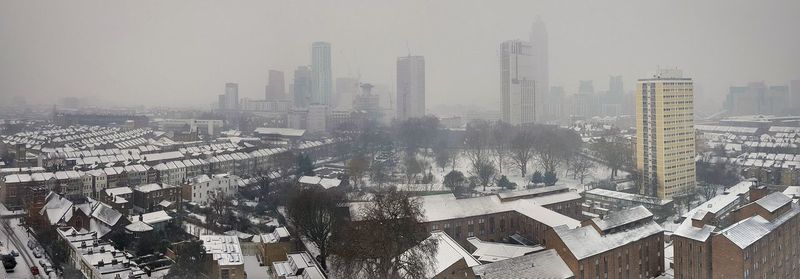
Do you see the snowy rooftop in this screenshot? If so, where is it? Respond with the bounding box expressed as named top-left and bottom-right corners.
top-left (199, 235), bottom-right (244, 266)
top-left (585, 188), bottom-right (671, 205)
top-left (467, 237), bottom-right (544, 263)
top-left (273, 252), bottom-right (325, 279)
top-left (496, 185), bottom-right (569, 200)
top-left (754, 192), bottom-right (792, 213)
top-left (783, 186), bottom-right (800, 199)
top-left (130, 210), bottom-right (172, 225)
top-left (471, 249), bottom-right (574, 279)
top-left (254, 127), bottom-right (306, 137)
top-left (673, 218), bottom-right (715, 242)
top-left (682, 180), bottom-right (754, 219)
top-left (552, 207), bottom-right (663, 260)
top-left (400, 231), bottom-right (480, 278)
top-left (356, 193), bottom-right (581, 229)
top-left (105, 186), bottom-right (133, 197)
top-left (592, 205), bottom-right (652, 232)
top-left (718, 201), bottom-right (800, 249)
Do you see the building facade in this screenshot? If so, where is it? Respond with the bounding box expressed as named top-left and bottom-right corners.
top-left (266, 70), bottom-right (286, 101)
top-left (635, 69), bottom-right (696, 199)
top-left (500, 40), bottom-right (538, 125)
top-left (396, 55), bottom-right (426, 120)
top-left (311, 42), bottom-right (332, 105)
top-left (293, 66), bottom-right (313, 108)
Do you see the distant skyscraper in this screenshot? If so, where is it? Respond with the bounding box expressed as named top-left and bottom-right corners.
top-left (335, 77), bottom-right (359, 110)
top-left (293, 66), bottom-right (312, 108)
top-left (609, 76), bottom-right (624, 98)
top-left (218, 83), bottom-right (239, 110)
top-left (265, 70), bottom-right (285, 101)
top-left (311, 42), bottom-right (332, 105)
top-left (636, 68), bottom-right (695, 200)
top-left (396, 55), bottom-right (426, 120)
top-left (529, 17), bottom-right (549, 121)
top-left (500, 40), bottom-right (536, 125)
top-left (578, 80), bottom-right (595, 94)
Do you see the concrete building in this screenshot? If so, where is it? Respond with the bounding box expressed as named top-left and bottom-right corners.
top-left (311, 42), bottom-right (332, 105)
top-left (545, 206), bottom-right (665, 279)
top-left (218, 83), bottom-right (240, 110)
top-left (636, 68), bottom-right (696, 199)
top-left (307, 104), bottom-right (328, 133)
top-left (266, 70), bottom-right (286, 101)
top-left (396, 55), bottom-right (426, 120)
top-left (354, 83), bottom-right (381, 122)
top-left (500, 40), bottom-right (537, 125)
top-left (293, 66), bottom-right (313, 108)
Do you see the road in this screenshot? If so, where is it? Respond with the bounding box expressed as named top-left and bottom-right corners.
top-left (1, 218), bottom-right (57, 279)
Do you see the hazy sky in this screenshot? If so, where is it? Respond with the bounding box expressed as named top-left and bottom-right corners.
top-left (2, 0), bottom-right (799, 111)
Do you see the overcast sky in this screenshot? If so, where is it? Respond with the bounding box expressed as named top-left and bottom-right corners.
top-left (1, 0), bottom-right (798, 111)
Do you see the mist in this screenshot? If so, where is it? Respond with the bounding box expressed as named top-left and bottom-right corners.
top-left (1, 0), bottom-right (798, 112)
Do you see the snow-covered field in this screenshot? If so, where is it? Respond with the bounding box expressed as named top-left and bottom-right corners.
top-left (404, 152), bottom-right (628, 195)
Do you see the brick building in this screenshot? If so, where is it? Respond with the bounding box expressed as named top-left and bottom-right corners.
top-left (674, 192), bottom-right (800, 279)
top-left (349, 193), bottom-right (582, 247)
top-left (545, 206), bottom-right (665, 279)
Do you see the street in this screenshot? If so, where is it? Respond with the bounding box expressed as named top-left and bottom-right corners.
top-left (1, 218), bottom-right (57, 279)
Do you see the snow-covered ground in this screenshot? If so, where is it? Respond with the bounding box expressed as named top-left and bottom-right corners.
top-left (1, 218), bottom-right (56, 279)
top-left (406, 152), bottom-right (627, 195)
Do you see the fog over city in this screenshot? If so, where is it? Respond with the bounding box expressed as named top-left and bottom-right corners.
top-left (4, 1), bottom-right (800, 279)
top-left (2, 0), bottom-right (798, 111)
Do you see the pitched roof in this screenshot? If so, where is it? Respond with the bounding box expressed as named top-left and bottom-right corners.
top-left (471, 249), bottom-right (574, 279)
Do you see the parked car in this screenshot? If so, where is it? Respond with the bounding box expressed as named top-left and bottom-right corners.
top-left (33, 249), bottom-right (42, 258)
top-left (30, 266), bottom-right (39, 275)
top-left (27, 240), bottom-right (35, 249)
top-left (39, 260), bottom-right (53, 274)
top-left (9, 250), bottom-right (19, 257)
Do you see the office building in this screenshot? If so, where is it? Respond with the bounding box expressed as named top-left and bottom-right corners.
top-left (293, 66), bottom-right (312, 108)
top-left (311, 42), bottom-right (332, 105)
top-left (636, 69), bottom-right (696, 199)
top-left (265, 70), bottom-right (286, 101)
top-left (396, 55), bottom-right (426, 120)
top-left (500, 40), bottom-right (537, 125)
top-left (218, 83), bottom-right (239, 110)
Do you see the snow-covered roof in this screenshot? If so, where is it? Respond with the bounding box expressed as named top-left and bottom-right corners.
top-left (254, 127), bottom-right (306, 137)
top-left (496, 185), bottom-right (569, 200)
top-left (105, 187), bottom-right (133, 197)
top-left (130, 210), bottom-right (172, 225)
top-left (783, 186), bottom-right (800, 199)
top-left (673, 218), bottom-right (715, 242)
top-left (682, 180), bottom-right (754, 219)
top-left (471, 249), bottom-right (574, 279)
top-left (351, 193), bottom-right (581, 229)
top-left (91, 202), bottom-right (122, 227)
top-left (467, 237), bottom-right (544, 263)
top-left (125, 221), bottom-right (154, 232)
top-left (592, 205), bottom-right (652, 232)
top-left (199, 235), bottom-right (244, 266)
top-left (718, 202), bottom-right (800, 249)
top-left (399, 231), bottom-right (480, 278)
top-left (585, 188), bottom-right (671, 205)
top-left (754, 192), bottom-right (792, 213)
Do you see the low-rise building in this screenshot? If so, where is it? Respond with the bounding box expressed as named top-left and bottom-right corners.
top-left (199, 235), bottom-right (246, 279)
top-left (182, 174), bottom-right (241, 206)
top-left (471, 249), bottom-right (575, 279)
top-left (272, 251), bottom-right (327, 279)
top-left (545, 206), bottom-right (665, 279)
top-left (132, 183), bottom-right (180, 213)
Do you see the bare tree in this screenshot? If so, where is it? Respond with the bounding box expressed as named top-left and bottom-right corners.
top-left (208, 192), bottom-right (231, 227)
top-left (471, 157), bottom-right (497, 191)
top-left (443, 170), bottom-right (466, 195)
top-left (592, 139), bottom-right (631, 178)
top-left (331, 188), bottom-right (437, 279)
top-left (287, 188), bottom-right (345, 270)
top-left (491, 120), bottom-right (513, 174)
top-left (533, 127), bottom-right (580, 175)
top-left (403, 156), bottom-right (423, 184)
top-left (432, 140), bottom-right (452, 172)
top-left (510, 129), bottom-right (535, 177)
top-left (348, 155), bottom-right (369, 190)
top-left (569, 155), bottom-right (595, 184)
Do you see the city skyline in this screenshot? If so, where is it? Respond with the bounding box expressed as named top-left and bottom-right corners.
top-left (1, 1), bottom-right (798, 112)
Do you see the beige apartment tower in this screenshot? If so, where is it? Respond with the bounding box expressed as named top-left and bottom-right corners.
top-left (636, 69), bottom-right (695, 200)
